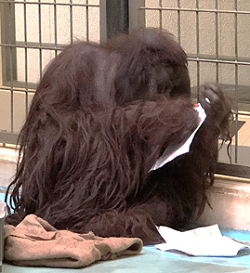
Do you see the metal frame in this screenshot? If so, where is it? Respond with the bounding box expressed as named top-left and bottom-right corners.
top-left (137, 0), bottom-right (250, 178)
top-left (106, 0), bottom-right (129, 39)
top-left (0, 0), bottom-right (17, 86)
top-left (0, 0), bottom-right (101, 144)
top-left (0, 0), bottom-right (130, 144)
top-left (129, 0), bottom-right (145, 30)
top-left (100, 0), bottom-right (130, 41)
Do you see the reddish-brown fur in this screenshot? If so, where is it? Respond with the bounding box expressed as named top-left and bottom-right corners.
top-left (5, 29), bottom-right (232, 245)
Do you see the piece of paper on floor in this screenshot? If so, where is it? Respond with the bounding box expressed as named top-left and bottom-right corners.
top-left (155, 225), bottom-right (250, 257)
top-left (0, 200), bottom-right (6, 218)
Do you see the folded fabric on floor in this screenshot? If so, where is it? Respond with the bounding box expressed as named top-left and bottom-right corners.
top-left (4, 214), bottom-right (143, 268)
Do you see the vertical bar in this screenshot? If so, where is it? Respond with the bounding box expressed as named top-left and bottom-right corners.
top-left (196, 0), bottom-right (200, 99)
top-left (54, 0), bottom-right (58, 56)
top-left (177, 0), bottom-right (181, 44)
top-left (100, 0), bottom-right (107, 42)
top-left (24, 0), bottom-right (29, 116)
top-left (1, 0), bottom-right (17, 85)
top-left (86, 0), bottom-right (89, 41)
top-left (0, 3), bottom-right (4, 88)
top-left (106, 0), bottom-right (129, 39)
top-left (70, 0), bottom-right (73, 43)
top-left (159, 0), bottom-right (162, 29)
top-left (38, 0), bottom-right (43, 79)
top-left (8, 1), bottom-right (14, 132)
top-left (215, 0), bottom-right (221, 163)
top-left (215, 0), bottom-right (219, 83)
top-left (234, 0), bottom-right (239, 164)
top-left (128, 0), bottom-right (145, 32)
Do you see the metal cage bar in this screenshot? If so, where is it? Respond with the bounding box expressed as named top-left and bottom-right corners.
top-left (138, 1), bottom-right (250, 178)
top-left (106, 0), bottom-right (129, 39)
top-left (0, 0), bottom-right (102, 146)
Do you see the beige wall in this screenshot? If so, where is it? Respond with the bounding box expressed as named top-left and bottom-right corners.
top-left (0, 0), bottom-right (100, 133)
top-left (15, 0), bottom-right (100, 84)
top-left (145, 0), bottom-right (250, 88)
top-left (13, 0), bottom-right (250, 87)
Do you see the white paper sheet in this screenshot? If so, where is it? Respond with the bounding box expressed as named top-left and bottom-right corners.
top-left (155, 225), bottom-right (250, 257)
top-left (150, 103), bottom-right (206, 171)
top-left (0, 201), bottom-right (6, 219)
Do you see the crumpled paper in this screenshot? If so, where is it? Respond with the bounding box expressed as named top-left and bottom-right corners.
top-left (151, 103), bottom-right (206, 171)
top-left (155, 225), bottom-right (250, 257)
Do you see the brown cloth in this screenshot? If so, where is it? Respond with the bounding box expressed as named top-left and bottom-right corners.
top-left (4, 214), bottom-right (143, 268)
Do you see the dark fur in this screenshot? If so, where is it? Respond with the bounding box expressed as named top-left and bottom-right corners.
top-left (5, 29), bottom-right (232, 245)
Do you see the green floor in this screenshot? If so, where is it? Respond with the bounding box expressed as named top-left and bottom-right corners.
top-left (3, 246), bottom-right (250, 273)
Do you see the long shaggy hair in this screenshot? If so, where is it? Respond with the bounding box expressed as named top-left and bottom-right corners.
top-left (5, 28), bottom-right (232, 245)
